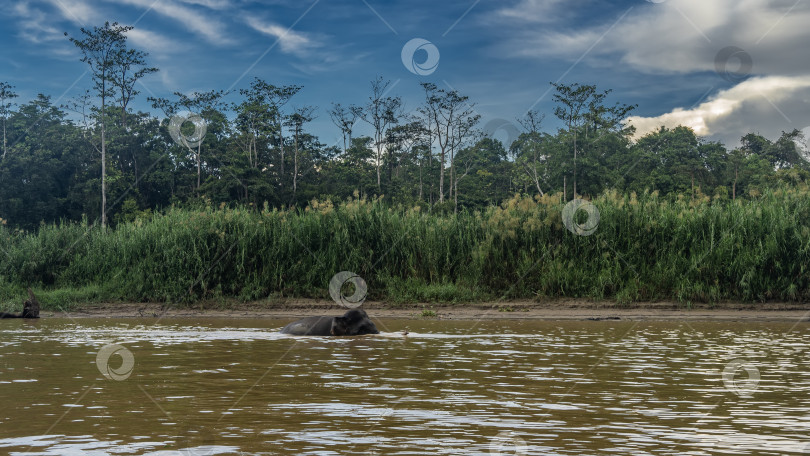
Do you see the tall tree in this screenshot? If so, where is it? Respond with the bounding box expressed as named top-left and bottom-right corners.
top-left (0, 82), bottom-right (18, 160)
top-left (418, 82), bottom-right (479, 208)
top-left (635, 126), bottom-right (705, 195)
top-left (111, 43), bottom-right (157, 194)
top-left (328, 103), bottom-right (362, 154)
top-left (66, 22), bottom-right (134, 227)
top-left (514, 110), bottom-right (547, 196)
top-left (263, 82), bottom-right (301, 182)
top-left (360, 77), bottom-right (402, 190)
top-left (552, 82), bottom-right (635, 199)
top-left (231, 80), bottom-right (302, 188)
top-left (450, 112), bottom-right (480, 212)
top-left (551, 83), bottom-right (590, 199)
top-left (285, 105), bottom-right (316, 203)
top-left (111, 45), bottom-right (157, 130)
top-left (234, 80), bottom-right (275, 170)
top-left (457, 137), bottom-right (510, 207)
top-left (172, 90), bottom-right (225, 191)
top-left (385, 120), bottom-right (425, 183)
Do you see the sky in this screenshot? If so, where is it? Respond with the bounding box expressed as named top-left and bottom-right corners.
top-left (1, 0), bottom-right (809, 149)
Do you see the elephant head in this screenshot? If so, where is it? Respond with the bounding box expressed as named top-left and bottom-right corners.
top-left (330, 308), bottom-right (379, 336)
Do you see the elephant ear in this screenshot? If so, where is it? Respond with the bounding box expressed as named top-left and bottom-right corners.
top-left (331, 317), bottom-right (349, 336)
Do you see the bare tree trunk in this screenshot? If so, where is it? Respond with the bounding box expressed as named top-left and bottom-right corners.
top-left (197, 143), bottom-right (202, 191)
top-left (533, 173), bottom-right (543, 196)
top-left (279, 120), bottom-right (285, 177)
top-left (449, 147), bottom-right (455, 202)
top-left (563, 175), bottom-right (566, 202)
top-left (376, 153), bottom-right (381, 189)
top-left (454, 178), bottom-right (458, 213)
top-left (428, 130), bottom-right (433, 204)
top-left (418, 157), bottom-right (423, 201)
top-left (439, 151), bottom-right (445, 203)
top-left (101, 125), bottom-right (107, 228)
top-left (522, 162), bottom-right (545, 196)
top-left (452, 163), bottom-right (470, 214)
top-left (429, 144), bottom-right (434, 204)
top-left (573, 133), bottom-right (577, 199)
top-left (249, 136), bottom-right (256, 168)
top-left (293, 131), bottom-right (299, 201)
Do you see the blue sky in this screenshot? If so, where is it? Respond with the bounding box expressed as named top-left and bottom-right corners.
top-left (2, 0), bottom-right (809, 148)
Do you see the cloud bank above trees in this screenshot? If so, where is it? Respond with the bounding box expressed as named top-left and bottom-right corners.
top-left (494, 0), bottom-right (810, 146)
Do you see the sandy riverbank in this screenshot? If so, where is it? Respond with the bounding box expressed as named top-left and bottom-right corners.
top-left (39, 299), bottom-right (810, 322)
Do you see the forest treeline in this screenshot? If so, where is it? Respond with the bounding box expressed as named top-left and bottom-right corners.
top-left (1, 22), bottom-right (809, 230)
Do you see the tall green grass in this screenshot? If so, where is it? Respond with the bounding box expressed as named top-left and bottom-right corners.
top-left (1, 186), bottom-right (809, 308)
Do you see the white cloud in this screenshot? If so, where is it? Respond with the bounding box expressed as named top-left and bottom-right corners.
top-left (497, 0), bottom-right (810, 77)
top-left (12, 2), bottom-right (66, 43)
top-left (125, 28), bottom-right (188, 55)
top-left (244, 17), bottom-right (357, 75)
top-left (497, 0), bottom-right (570, 23)
top-left (244, 16), bottom-right (319, 57)
top-left (626, 76), bottom-right (810, 146)
top-left (175, 0), bottom-right (232, 9)
top-left (13, 0), bottom-right (232, 47)
top-left (45, 0), bottom-right (100, 25)
top-left (493, 0), bottom-right (810, 146)
top-left (113, 0), bottom-right (234, 45)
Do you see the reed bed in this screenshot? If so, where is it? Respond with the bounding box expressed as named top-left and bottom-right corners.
top-left (1, 186), bottom-right (809, 308)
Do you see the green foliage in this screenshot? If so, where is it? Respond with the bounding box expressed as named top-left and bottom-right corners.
top-left (1, 187), bottom-right (809, 305)
top-left (2, 55), bottom-right (810, 309)
top-left (1, 75), bottom-right (808, 231)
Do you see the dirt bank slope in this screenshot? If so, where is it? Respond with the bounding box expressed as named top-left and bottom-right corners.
top-left (44, 299), bottom-right (810, 322)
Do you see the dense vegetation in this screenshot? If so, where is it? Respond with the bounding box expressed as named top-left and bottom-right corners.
top-left (2, 187), bottom-right (810, 309)
top-left (1, 85), bottom-right (808, 232)
top-left (1, 22), bottom-right (809, 309)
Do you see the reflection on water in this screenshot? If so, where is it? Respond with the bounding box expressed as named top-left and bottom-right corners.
top-left (0, 317), bottom-right (809, 455)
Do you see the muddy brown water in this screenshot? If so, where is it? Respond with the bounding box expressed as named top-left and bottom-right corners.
top-left (1, 317), bottom-right (809, 455)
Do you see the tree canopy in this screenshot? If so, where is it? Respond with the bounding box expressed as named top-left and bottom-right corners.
top-left (1, 23), bottom-right (808, 230)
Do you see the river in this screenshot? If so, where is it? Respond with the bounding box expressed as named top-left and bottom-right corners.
top-left (1, 317), bottom-right (808, 455)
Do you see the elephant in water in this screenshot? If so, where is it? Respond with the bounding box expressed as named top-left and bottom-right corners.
top-left (0, 288), bottom-right (40, 319)
top-left (280, 308), bottom-right (379, 336)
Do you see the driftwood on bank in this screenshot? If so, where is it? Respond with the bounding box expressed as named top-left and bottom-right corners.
top-left (0, 288), bottom-right (40, 319)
